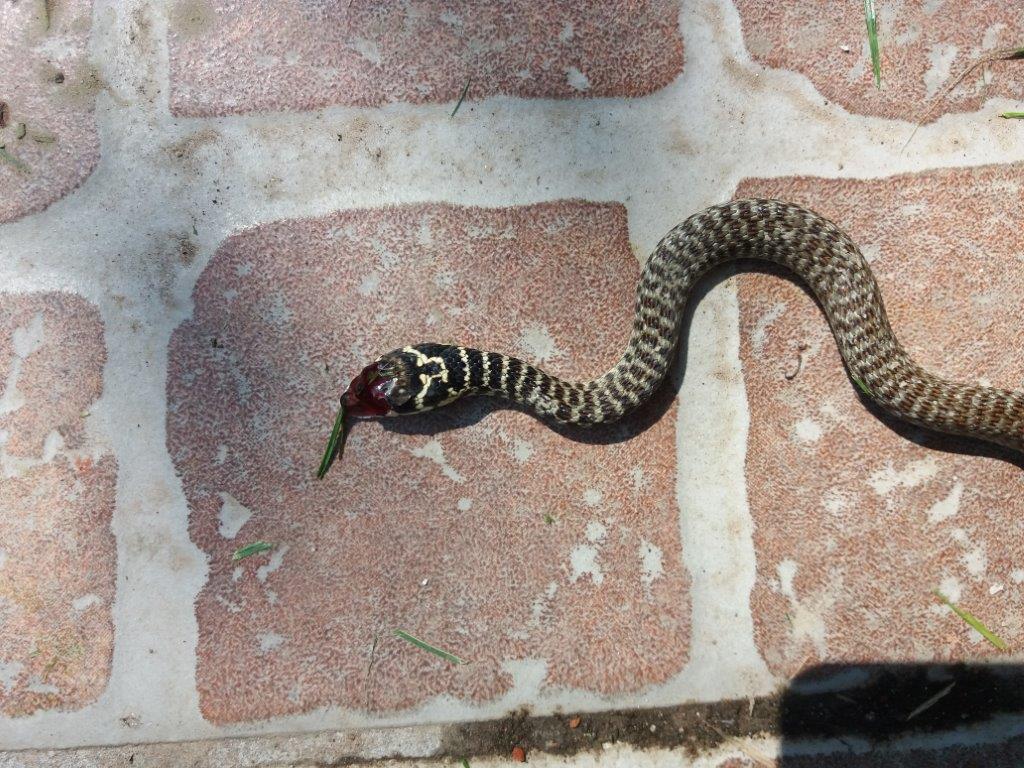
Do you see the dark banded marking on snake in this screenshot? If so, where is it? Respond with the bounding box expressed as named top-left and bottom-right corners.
top-left (339, 199), bottom-right (1024, 454)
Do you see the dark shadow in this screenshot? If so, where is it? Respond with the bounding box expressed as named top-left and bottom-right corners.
top-left (381, 259), bottom-right (1024, 470)
top-left (855, 393), bottom-right (1024, 471)
top-left (379, 373), bottom-right (677, 447)
top-left (441, 663), bottom-right (1024, 765)
top-left (777, 662), bottom-right (1024, 766)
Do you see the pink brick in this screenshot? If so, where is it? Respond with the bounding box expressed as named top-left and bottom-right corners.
top-left (168, 1), bottom-right (683, 116)
top-left (0, 0), bottom-right (99, 222)
top-left (736, 1), bottom-right (1024, 122)
top-left (736, 166), bottom-right (1024, 677)
top-left (168, 202), bottom-right (688, 724)
top-left (0, 293), bottom-right (116, 716)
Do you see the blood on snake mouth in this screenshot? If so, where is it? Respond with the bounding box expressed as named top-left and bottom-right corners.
top-left (341, 361), bottom-right (394, 417)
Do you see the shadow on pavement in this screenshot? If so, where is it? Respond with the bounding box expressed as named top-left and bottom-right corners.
top-left (777, 661), bottom-right (1024, 766)
top-left (442, 661), bottom-right (1024, 766)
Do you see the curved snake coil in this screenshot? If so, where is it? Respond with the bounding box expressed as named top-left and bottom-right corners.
top-left (340, 199), bottom-right (1024, 454)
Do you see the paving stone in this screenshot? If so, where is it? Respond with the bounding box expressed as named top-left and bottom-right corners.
top-left (0, 292), bottom-right (116, 716)
top-left (736, 0), bottom-right (1024, 122)
top-left (736, 166), bottom-right (1024, 678)
top-left (0, 0), bottom-right (100, 222)
top-left (167, 0), bottom-right (684, 116)
top-left (167, 201), bottom-right (688, 724)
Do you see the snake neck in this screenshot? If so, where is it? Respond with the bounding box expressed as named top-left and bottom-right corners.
top-left (414, 199), bottom-right (1024, 452)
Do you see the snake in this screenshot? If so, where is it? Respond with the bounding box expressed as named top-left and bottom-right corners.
top-left (335, 199), bottom-right (1024, 458)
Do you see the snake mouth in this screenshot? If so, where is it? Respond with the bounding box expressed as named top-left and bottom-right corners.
top-left (341, 362), bottom-right (395, 417)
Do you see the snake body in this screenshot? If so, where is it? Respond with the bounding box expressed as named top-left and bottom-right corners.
top-left (344, 199), bottom-right (1024, 453)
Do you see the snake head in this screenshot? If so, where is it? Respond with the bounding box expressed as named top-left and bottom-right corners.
top-left (342, 345), bottom-right (461, 417)
top-left (340, 353), bottom-right (416, 417)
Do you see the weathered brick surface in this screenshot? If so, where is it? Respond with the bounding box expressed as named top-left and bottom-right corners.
top-left (736, 166), bottom-right (1024, 677)
top-left (0, 293), bottom-right (116, 716)
top-left (0, 0), bottom-right (100, 222)
top-left (167, 202), bottom-right (688, 723)
top-left (736, 0), bottom-right (1024, 122)
top-left (168, 0), bottom-right (683, 116)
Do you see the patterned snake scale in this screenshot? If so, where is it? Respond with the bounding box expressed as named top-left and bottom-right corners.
top-left (341, 199), bottom-right (1024, 453)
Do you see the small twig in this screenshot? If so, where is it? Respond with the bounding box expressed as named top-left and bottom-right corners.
top-left (368, 632), bottom-right (380, 669)
top-left (450, 78), bottom-right (472, 118)
top-left (903, 46), bottom-right (1024, 151)
top-left (784, 343), bottom-right (809, 381)
top-left (906, 681), bottom-right (955, 721)
top-left (704, 722), bottom-right (774, 768)
top-left (363, 630), bottom-right (381, 709)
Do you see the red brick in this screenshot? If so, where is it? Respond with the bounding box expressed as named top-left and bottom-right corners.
top-left (0, 293), bottom-right (116, 716)
top-left (737, 166), bottom-right (1024, 676)
top-left (736, 1), bottom-right (1024, 122)
top-left (168, 0), bottom-right (683, 116)
top-left (167, 202), bottom-right (688, 723)
top-left (0, 0), bottom-right (100, 222)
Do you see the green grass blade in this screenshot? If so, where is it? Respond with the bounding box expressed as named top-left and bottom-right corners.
top-left (393, 629), bottom-right (464, 664)
top-left (316, 402), bottom-right (348, 479)
top-left (999, 111), bottom-right (1024, 119)
top-left (863, 0), bottom-right (881, 88)
top-left (933, 591), bottom-right (1008, 650)
top-left (461, 760), bottom-right (470, 768)
top-left (852, 375), bottom-right (872, 397)
top-left (232, 541), bottom-right (274, 561)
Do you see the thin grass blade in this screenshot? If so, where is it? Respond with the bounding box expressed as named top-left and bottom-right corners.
top-left (933, 591), bottom-right (1008, 650)
top-left (852, 375), bottom-right (872, 397)
top-left (316, 402), bottom-right (348, 479)
top-left (232, 541), bottom-right (274, 561)
top-left (999, 111), bottom-right (1024, 119)
top-left (863, 0), bottom-right (881, 88)
top-left (393, 629), bottom-right (465, 664)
